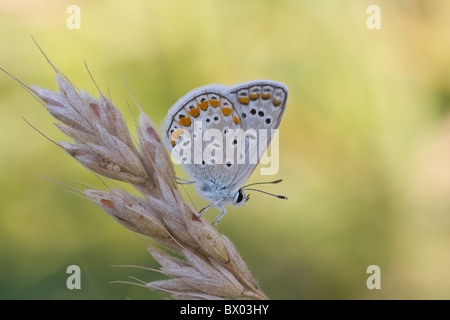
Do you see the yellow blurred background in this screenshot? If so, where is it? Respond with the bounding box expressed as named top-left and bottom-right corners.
top-left (1, 0), bottom-right (450, 299)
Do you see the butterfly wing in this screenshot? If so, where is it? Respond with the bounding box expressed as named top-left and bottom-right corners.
top-left (225, 80), bottom-right (288, 192)
top-left (163, 84), bottom-right (245, 188)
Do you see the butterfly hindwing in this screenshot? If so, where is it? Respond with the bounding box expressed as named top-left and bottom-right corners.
top-left (163, 85), bottom-right (244, 187)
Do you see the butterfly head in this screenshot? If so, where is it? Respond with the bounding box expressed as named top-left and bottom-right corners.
top-left (233, 189), bottom-right (249, 207)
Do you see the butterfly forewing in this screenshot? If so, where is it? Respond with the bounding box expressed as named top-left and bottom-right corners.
top-left (226, 80), bottom-right (288, 190)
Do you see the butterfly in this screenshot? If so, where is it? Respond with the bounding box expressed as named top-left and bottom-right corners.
top-left (163, 80), bottom-right (288, 225)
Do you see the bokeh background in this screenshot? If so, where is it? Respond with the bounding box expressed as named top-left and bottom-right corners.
top-left (1, 0), bottom-right (450, 299)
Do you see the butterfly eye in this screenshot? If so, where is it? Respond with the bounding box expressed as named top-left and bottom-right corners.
top-left (235, 190), bottom-right (248, 204)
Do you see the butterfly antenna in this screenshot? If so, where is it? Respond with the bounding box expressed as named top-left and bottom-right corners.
top-left (242, 188), bottom-right (287, 200)
top-left (242, 179), bottom-right (283, 188)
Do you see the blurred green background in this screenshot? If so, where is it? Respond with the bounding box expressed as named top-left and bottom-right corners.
top-left (1, 0), bottom-right (450, 299)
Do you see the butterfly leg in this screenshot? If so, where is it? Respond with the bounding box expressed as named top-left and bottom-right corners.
top-left (212, 204), bottom-right (227, 227)
top-left (174, 176), bottom-right (198, 185)
top-left (199, 200), bottom-right (222, 216)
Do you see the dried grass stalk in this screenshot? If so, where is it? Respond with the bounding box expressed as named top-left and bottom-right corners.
top-left (2, 43), bottom-right (268, 300)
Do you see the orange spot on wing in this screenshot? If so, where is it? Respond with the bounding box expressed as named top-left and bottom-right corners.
top-left (239, 97), bottom-right (249, 105)
top-left (198, 100), bottom-right (209, 111)
top-left (272, 99), bottom-right (281, 106)
top-left (171, 140), bottom-right (175, 147)
top-left (210, 99), bottom-right (220, 107)
top-left (262, 93), bottom-right (271, 100)
top-left (249, 94), bottom-right (260, 100)
top-left (221, 107), bottom-right (232, 116)
top-left (171, 128), bottom-right (183, 140)
top-left (178, 116), bottom-right (191, 127)
top-left (188, 106), bottom-right (200, 118)
top-left (233, 116), bottom-right (240, 124)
